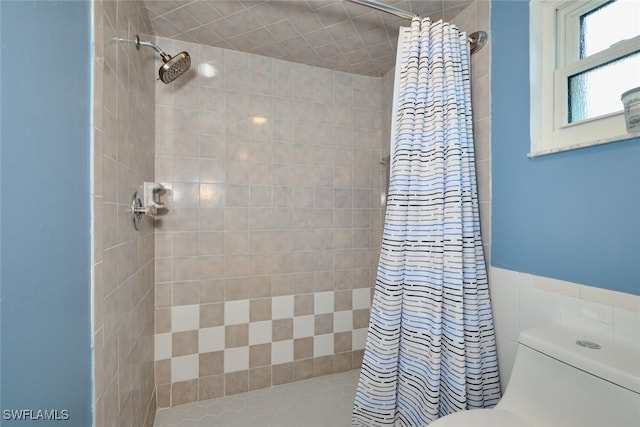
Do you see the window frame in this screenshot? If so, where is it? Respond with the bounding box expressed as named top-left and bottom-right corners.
top-left (529, 0), bottom-right (640, 157)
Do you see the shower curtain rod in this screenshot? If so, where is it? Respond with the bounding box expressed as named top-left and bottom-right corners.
top-left (345, 0), bottom-right (488, 54)
top-left (347, 0), bottom-right (416, 20)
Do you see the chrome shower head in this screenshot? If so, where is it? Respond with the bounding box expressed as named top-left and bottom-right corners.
top-left (135, 35), bottom-right (191, 84)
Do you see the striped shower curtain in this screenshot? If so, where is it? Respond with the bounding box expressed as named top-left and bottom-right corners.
top-left (352, 18), bottom-right (501, 426)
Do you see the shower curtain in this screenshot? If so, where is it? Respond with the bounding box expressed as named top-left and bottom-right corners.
top-left (352, 18), bottom-right (501, 426)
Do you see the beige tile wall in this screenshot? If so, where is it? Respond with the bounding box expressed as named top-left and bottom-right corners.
top-left (93, 1), bottom-right (157, 426)
top-left (153, 38), bottom-right (385, 408)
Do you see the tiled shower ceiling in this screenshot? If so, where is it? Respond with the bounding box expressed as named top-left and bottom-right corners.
top-left (144, 1), bottom-right (474, 76)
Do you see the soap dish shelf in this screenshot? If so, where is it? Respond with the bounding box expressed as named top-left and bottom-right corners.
top-left (129, 182), bottom-right (167, 231)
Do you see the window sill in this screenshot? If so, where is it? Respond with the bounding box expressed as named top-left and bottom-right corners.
top-left (528, 132), bottom-right (639, 158)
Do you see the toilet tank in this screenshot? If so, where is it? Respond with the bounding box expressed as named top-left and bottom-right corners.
top-left (497, 324), bottom-right (640, 427)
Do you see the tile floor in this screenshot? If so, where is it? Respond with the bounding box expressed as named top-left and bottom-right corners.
top-left (153, 369), bottom-right (360, 427)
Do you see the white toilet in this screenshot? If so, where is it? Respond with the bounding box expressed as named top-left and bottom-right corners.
top-left (430, 323), bottom-right (640, 427)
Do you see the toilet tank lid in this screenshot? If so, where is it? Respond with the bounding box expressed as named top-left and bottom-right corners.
top-left (519, 324), bottom-right (640, 394)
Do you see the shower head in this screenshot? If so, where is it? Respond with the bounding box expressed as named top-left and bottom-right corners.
top-left (158, 51), bottom-right (191, 84)
top-left (135, 35), bottom-right (191, 84)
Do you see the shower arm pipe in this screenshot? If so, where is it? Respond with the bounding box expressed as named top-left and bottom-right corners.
top-left (114, 36), bottom-right (172, 61)
top-left (345, 0), bottom-right (488, 54)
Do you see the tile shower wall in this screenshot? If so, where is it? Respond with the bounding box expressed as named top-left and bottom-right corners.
top-left (153, 38), bottom-right (385, 407)
top-left (93, 1), bottom-right (157, 426)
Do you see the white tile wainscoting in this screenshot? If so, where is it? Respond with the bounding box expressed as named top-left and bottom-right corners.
top-left (489, 266), bottom-right (640, 391)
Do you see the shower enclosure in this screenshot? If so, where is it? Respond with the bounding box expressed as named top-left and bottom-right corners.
top-left (91, 1), bottom-right (491, 425)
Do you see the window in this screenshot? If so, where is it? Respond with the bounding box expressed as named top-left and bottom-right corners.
top-left (530, 0), bottom-right (640, 157)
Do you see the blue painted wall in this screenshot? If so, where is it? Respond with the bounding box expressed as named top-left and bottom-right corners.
top-left (491, 0), bottom-right (640, 296)
top-left (0, 1), bottom-right (92, 424)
